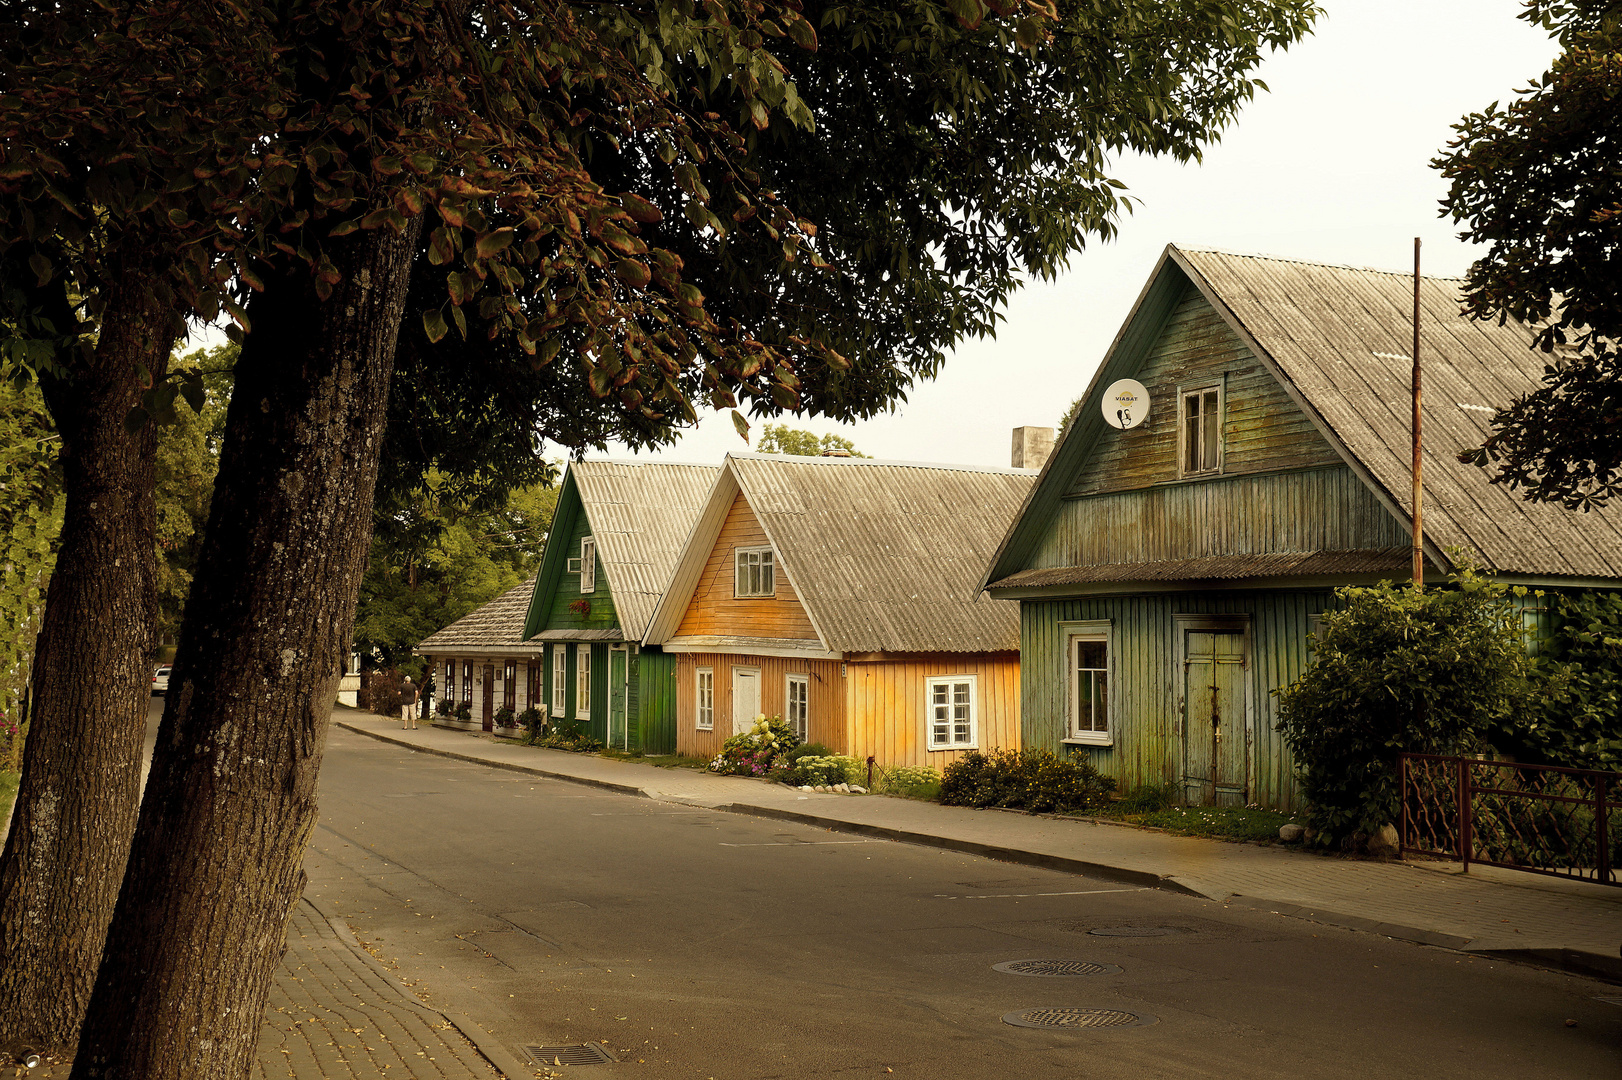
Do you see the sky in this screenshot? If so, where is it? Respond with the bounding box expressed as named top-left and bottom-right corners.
top-left (584, 0), bottom-right (1562, 470)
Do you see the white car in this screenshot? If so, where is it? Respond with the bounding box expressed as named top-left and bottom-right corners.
top-left (151, 666), bottom-right (171, 696)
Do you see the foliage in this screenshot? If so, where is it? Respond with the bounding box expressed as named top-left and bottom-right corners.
top-left (532, 729), bottom-right (605, 753)
top-left (455, 702), bottom-right (473, 723)
top-left (1116, 783), bottom-right (1178, 814)
top-left (518, 706), bottom-right (545, 740)
top-left (493, 705), bottom-right (517, 729)
top-left (367, 670), bottom-right (404, 717)
top-left (786, 754), bottom-right (863, 787)
top-left (1507, 590), bottom-right (1622, 771)
top-left (436, 697), bottom-right (455, 717)
top-left (0, 376), bottom-right (61, 725)
top-left (754, 423), bottom-right (866, 457)
top-left (1058, 396), bottom-right (1084, 433)
top-left (868, 764), bottom-right (941, 800)
top-left (1439, 4), bottom-right (1622, 507)
top-left (1092, 803), bottom-right (1301, 843)
top-left (938, 748), bottom-right (1115, 813)
top-left (784, 742), bottom-right (834, 762)
top-left (708, 714), bottom-right (800, 775)
top-left (1274, 568), bottom-right (1531, 847)
top-left (1, 712), bottom-right (25, 775)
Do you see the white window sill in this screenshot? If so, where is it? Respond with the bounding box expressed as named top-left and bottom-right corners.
top-left (696, 724), bottom-right (713, 732)
top-left (1062, 735), bottom-right (1114, 748)
top-left (927, 744), bottom-right (978, 753)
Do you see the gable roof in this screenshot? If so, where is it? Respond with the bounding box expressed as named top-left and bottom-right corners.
top-left (415, 576), bottom-right (537, 654)
top-left (984, 245), bottom-right (1622, 588)
top-left (645, 453), bottom-right (1036, 653)
top-left (522, 459), bottom-right (718, 641)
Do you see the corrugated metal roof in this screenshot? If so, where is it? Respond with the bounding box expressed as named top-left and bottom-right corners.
top-left (572, 460), bottom-right (718, 637)
top-left (993, 548), bottom-right (1413, 588)
top-left (1177, 248), bottom-right (1622, 580)
top-left (415, 577), bottom-right (538, 652)
top-left (727, 454), bottom-right (1036, 653)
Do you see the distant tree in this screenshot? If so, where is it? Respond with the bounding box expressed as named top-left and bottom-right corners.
top-left (1439, 2), bottom-right (1622, 507)
top-left (0, 376), bottom-right (62, 728)
top-left (755, 423), bottom-right (868, 457)
top-left (1058, 396), bottom-right (1084, 433)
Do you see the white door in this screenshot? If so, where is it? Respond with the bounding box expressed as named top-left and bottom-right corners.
top-left (732, 668), bottom-right (761, 735)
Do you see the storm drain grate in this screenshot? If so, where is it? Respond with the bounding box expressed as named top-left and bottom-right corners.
top-left (521, 1043), bottom-right (617, 1066)
top-left (1002, 1008), bottom-right (1156, 1030)
top-left (993, 959), bottom-right (1122, 978)
top-left (1088, 926), bottom-right (1184, 938)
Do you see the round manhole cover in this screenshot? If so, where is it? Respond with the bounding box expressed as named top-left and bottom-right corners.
top-left (993, 959), bottom-right (1122, 978)
top-left (1003, 1008), bottom-right (1156, 1030)
top-left (1088, 926), bottom-right (1185, 938)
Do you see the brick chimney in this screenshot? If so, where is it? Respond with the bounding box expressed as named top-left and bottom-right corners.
top-left (1011, 426), bottom-right (1054, 471)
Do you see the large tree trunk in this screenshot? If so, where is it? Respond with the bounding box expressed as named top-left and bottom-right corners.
top-left (0, 276), bottom-right (173, 1052)
top-left (71, 217), bottom-right (421, 1079)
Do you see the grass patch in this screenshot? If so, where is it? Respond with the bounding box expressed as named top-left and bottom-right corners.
top-left (1087, 801), bottom-right (1299, 842)
top-left (598, 749), bottom-right (710, 770)
top-left (0, 771), bottom-right (18, 825)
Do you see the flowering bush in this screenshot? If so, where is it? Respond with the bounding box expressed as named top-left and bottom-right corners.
top-left (708, 715), bottom-right (800, 776)
top-left (493, 705), bottom-right (518, 729)
top-left (873, 764), bottom-right (941, 799)
top-left (790, 754), bottom-right (863, 787)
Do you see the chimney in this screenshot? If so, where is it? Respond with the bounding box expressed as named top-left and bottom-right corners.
top-left (1011, 426), bottom-right (1054, 471)
top-left (819, 447), bottom-right (852, 458)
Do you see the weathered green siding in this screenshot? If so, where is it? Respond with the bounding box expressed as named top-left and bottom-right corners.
top-left (545, 509), bottom-right (620, 634)
top-left (634, 647), bottom-right (679, 755)
top-left (1021, 590), bottom-right (1333, 809)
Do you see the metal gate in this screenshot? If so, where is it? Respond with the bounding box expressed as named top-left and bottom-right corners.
top-left (1400, 753), bottom-right (1620, 886)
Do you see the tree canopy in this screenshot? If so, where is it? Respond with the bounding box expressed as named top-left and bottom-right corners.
top-left (754, 422), bottom-right (865, 456)
top-left (1439, 1), bottom-right (1622, 507)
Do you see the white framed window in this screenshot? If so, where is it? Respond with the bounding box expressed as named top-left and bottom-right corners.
top-left (1180, 383), bottom-right (1223, 476)
top-left (926, 675), bottom-right (977, 750)
top-left (1067, 632), bottom-right (1111, 744)
top-left (785, 673), bottom-right (809, 742)
top-left (696, 667), bottom-right (714, 730)
top-left (567, 557), bottom-right (581, 573)
top-left (461, 660), bottom-right (473, 705)
top-left (579, 536), bottom-right (596, 594)
top-left (734, 546), bottom-right (775, 598)
top-left (576, 646), bottom-right (592, 718)
top-left (551, 646), bottom-right (567, 717)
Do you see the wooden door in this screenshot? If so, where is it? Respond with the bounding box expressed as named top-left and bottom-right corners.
top-left (1182, 630), bottom-right (1248, 806)
top-left (481, 664), bottom-right (495, 732)
top-left (732, 667), bottom-right (760, 735)
top-left (609, 646), bottom-right (628, 750)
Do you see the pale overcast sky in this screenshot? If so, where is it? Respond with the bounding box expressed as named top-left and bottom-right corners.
top-left (596, 0), bottom-right (1561, 470)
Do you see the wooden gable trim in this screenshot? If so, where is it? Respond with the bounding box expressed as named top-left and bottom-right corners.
top-left (521, 466), bottom-right (584, 641)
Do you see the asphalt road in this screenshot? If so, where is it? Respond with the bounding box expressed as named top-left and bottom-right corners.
top-left (302, 721), bottom-right (1620, 1080)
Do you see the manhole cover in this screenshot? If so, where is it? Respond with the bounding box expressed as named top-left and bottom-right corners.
top-left (993, 959), bottom-right (1122, 978)
top-left (1002, 1008), bottom-right (1156, 1030)
top-left (522, 1043), bottom-right (617, 1066)
top-left (1088, 926), bottom-right (1185, 937)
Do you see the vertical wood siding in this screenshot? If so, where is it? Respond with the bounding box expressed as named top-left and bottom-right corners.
top-left (674, 652), bottom-right (845, 760)
top-left (545, 508), bottom-right (621, 633)
top-left (1070, 285), bottom-right (1341, 497)
top-left (1021, 591), bottom-right (1331, 808)
top-left (675, 494), bottom-right (819, 640)
top-left (635, 647), bottom-right (679, 754)
top-left (843, 654), bottom-right (1021, 771)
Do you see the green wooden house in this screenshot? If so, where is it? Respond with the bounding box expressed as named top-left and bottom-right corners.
top-left (519, 460), bottom-right (717, 752)
top-left (981, 245), bottom-right (1622, 809)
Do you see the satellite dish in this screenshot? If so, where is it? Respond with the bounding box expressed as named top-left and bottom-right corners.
top-left (1102, 379), bottom-right (1150, 430)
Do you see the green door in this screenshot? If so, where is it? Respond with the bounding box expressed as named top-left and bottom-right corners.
top-left (609, 646), bottom-right (628, 750)
top-left (1182, 630), bottom-right (1248, 806)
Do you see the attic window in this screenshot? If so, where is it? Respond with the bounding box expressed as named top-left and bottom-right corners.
top-left (735, 546), bottom-right (775, 598)
top-left (1180, 385), bottom-right (1223, 476)
top-left (579, 536), bottom-right (596, 594)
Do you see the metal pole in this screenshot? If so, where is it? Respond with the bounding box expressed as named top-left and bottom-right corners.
top-left (1412, 237), bottom-right (1424, 591)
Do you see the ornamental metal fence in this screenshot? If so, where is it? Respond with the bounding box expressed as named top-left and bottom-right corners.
top-left (1399, 753), bottom-right (1620, 887)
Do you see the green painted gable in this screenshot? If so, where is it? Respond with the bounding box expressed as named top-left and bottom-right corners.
top-left (522, 470), bottom-right (622, 639)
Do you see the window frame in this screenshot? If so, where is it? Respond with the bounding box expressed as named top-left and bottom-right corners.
top-left (551, 645), bottom-right (567, 717)
top-left (579, 536), bottom-right (596, 594)
top-left (503, 659), bottom-right (516, 709)
top-left (1178, 381), bottom-right (1225, 478)
top-left (925, 674), bottom-right (978, 751)
top-left (526, 661), bottom-right (540, 711)
top-left (576, 646), bottom-right (592, 719)
top-left (733, 545), bottom-right (776, 598)
top-left (461, 660), bottom-right (473, 705)
top-left (445, 659), bottom-right (456, 704)
top-left (785, 673), bottom-right (809, 743)
top-left (1064, 621), bottom-right (1113, 746)
top-left (695, 667), bottom-right (715, 731)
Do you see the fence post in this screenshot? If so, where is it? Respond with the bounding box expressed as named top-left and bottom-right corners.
top-left (1399, 755), bottom-right (1409, 858)
top-left (1458, 756), bottom-right (1471, 871)
top-left (1600, 774), bottom-right (1612, 886)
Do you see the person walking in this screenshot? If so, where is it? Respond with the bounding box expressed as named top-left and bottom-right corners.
top-left (399, 676), bottom-right (419, 730)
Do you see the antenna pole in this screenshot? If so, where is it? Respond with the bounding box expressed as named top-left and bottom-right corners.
top-left (1412, 237), bottom-right (1424, 591)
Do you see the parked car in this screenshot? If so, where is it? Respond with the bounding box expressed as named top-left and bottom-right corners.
top-left (151, 666), bottom-right (171, 696)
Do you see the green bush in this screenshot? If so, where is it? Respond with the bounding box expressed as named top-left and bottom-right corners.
top-left (785, 742), bottom-right (834, 763)
top-left (1508, 591), bottom-right (1622, 771)
top-left (1118, 783), bottom-right (1177, 814)
top-left (938, 749), bottom-right (1115, 814)
top-left (709, 715), bottom-right (799, 776)
top-left (493, 705), bottom-right (517, 729)
top-left (872, 764), bottom-right (941, 800)
top-left (435, 697), bottom-right (455, 717)
top-left (1275, 567), bottom-right (1531, 847)
top-left (789, 754), bottom-right (862, 787)
top-left (518, 707), bottom-right (544, 741)
top-left (455, 702), bottom-right (472, 723)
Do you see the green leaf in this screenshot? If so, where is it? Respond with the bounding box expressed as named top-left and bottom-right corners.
top-left (422, 309), bottom-right (449, 343)
top-left (123, 406), bottom-right (149, 435)
top-left (731, 409), bottom-right (750, 442)
top-left (474, 228), bottom-right (515, 259)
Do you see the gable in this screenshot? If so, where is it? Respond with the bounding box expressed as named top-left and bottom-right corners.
top-left (522, 472), bottom-right (620, 640)
top-left (674, 492), bottom-right (819, 641)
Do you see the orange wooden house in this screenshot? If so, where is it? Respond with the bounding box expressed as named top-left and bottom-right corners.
top-left (641, 453), bottom-right (1036, 769)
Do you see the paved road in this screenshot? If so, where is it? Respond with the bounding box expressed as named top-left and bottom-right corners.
top-left (309, 724), bottom-right (1622, 1079)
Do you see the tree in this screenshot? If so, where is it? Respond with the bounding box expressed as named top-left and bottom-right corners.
top-left (755, 422), bottom-right (866, 456)
top-left (1439, 1), bottom-right (1622, 508)
top-left (0, 375), bottom-right (61, 727)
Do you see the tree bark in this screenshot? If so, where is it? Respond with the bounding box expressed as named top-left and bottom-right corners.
top-left (0, 276), bottom-right (173, 1052)
top-left (71, 217), bottom-right (422, 1079)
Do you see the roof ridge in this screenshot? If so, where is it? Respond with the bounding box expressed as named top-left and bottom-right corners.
top-left (727, 451), bottom-right (1037, 476)
top-left (1176, 243), bottom-right (1467, 283)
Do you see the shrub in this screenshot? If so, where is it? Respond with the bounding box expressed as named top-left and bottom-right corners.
top-left (518, 707), bottom-right (545, 741)
top-left (534, 730), bottom-right (604, 753)
top-left (455, 702), bottom-right (472, 723)
top-left (1275, 566), bottom-right (1530, 848)
top-left (436, 697), bottom-right (455, 717)
top-left (709, 715), bottom-right (799, 776)
top-left (939, 749), bottom-right (1115, 813)
top-left (1507, 590), bottom-right (1622, 771)
top-left (1118, 783), bottom-right (1177, 814)
top-left (493, 705), bottom-right (517, 729)
top-left (368, 670), bottom-right (402, 716)
top-left (785, 742), bottom-right (834, 763)
top-left (873, 764), bottom-right (941, 799)
top-left (789, 754), bottom-right (863, 787)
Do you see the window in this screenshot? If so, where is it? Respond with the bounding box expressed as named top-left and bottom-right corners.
top-left (576, 647), bottom-right (592, 718)
top-left (461, 660), bottom-right (473, 704)
top-left (551, 646), bottom-right (567, 717)
top-left (734, 546), bottom-right (775, 598)
top-left (526, 661), bottom-right (540, 710)
top-left (926, 675), bottom-right (977, 750)
top-left (786, 674), bottom-right (809, 742)
top-left (445, 660), bottom-right (456, 703)
top-left (1180, 384), bottom-right (1222, 475)
top-left (503, 659), bottom-right (516, 709)
top-left (696, 668), bottom-right (714, 730)
top-left (1069, 635), bottom-right (1110, 743)
top-left (580, 536), bottom-right (596, 594)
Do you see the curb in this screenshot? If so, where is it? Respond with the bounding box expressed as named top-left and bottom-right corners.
top-left (1471, 947), bottom-right (1622, 985)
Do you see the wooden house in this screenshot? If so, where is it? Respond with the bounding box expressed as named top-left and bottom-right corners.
top-left (981, 245), bottom-right (1622, 809)
top-left (415, 576), bottom-right (544, 733)
top-left (517, 460), bottom-right (717, 752)
top-left (642, 453), bottom-right (1036, 769)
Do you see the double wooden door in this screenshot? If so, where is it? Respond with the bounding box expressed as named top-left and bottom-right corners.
top-left (1181, 629), bottom-right (1248, 806)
